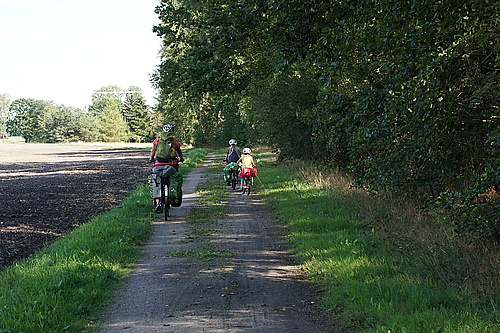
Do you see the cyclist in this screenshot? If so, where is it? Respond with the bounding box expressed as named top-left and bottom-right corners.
top-left (224, 139), bottom-right (241, 185)
top-left (149, 124), bottom-right (184, 212)
top-left (236, 147), bottom-right (256, 191)
top-left (149, 124), bottom-right (184, 168)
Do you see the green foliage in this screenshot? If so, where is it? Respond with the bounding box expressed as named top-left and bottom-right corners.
top-left (41, 105), bottom-right (98, 143)
top-left (89, 86), bottom-right (155, 143)
top-left (2, 84), bottom-right (154, 144)
top-left (152, 0), bottom-right (499, 237)
top-left (240, 72), bottom-right (318, 158)
top-left (8, 98), bottom-right (52, 142)
top-left (213, 94), bottom-right (250, 147)
top-left (438, 128), bottom-right (500, 238)
top-left (308, 0), bottom-right (500, 236)
top-left (88, 85), bottom-right (125, 116)
top-left (122, 92), bottom-right (153, 141)
top-left (97, 98), bottom-right (130, 142)
top-left (152, 0), bottom-right (275, 147)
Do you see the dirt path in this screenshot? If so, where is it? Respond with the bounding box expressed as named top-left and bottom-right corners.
top-left (96, 156), bottom-right (339, 332)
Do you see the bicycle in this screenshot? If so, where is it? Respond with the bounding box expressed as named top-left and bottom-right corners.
top-left (242, 174), bottom-right (253, 195)
top-left (230, 168), bottom-right (240, 190)
top-left (240, 168), bottom-right (256, 195)
top-left (152, 164), bottom-right (178, 220)
top-left (224, 161), bottom-right (240, 190)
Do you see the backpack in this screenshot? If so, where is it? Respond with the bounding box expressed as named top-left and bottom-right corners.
top-left (227, 146), bottom-right (241, 162)
top-left (156, 132), bottom-right (178, 160)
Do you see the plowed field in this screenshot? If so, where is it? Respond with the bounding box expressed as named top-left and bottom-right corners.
top-left (0, 143), bottom-right (151, 269)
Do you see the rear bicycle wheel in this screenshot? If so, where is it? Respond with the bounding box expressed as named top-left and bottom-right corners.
top-left (231, 173), bottom-right (237, 190)
top-left (164, 181), bottom-right (170, 220)
top-left (160, 180), bottom-right (167, 220)
top-left (245, 177), bottom-right (251, 195)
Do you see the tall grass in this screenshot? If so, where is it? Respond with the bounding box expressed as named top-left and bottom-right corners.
top-left (256, 155), bottom-right (500, 332)
top-left (0, 148), bottom-right (206, 333)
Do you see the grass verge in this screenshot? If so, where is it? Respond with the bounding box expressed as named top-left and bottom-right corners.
top-left (256, 153), bottom-right (499, 333)
top-left (0, 148), bottom-right (206, 333)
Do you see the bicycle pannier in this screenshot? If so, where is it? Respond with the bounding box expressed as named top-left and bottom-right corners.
top-left (152, 165), bottom-right (177, 178)
top-left (169, 172), bottom-right (183, 207)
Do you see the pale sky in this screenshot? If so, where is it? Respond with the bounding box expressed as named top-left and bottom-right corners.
top-left (0, 0), bottom-right (161, 109)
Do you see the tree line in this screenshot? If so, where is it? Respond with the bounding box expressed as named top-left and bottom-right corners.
top-left (151, 0), bottom-right (499, 238)
top-left (0, 86), bottom-right (155, 143)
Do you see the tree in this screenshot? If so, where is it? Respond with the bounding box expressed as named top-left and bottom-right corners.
top-left (152, 0), bottom-right (500, 237)
top-left (122, 87), bottom-right (153, 141)
top-left (9, 98), bottom-right (52, 142)
top-left (97, 98), bottom-right (129, 142)
top-left (41, 105), bottom-right (98, 143)
top-left (151, 0), bottom-right (271, 147)
top-left (89, 85), bottom-right (124, 117)
top-left (0, 93), bottom-right (10, 138)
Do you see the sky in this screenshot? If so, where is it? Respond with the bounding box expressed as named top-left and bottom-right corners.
top-left (0, 0), bottom-right (162, 109)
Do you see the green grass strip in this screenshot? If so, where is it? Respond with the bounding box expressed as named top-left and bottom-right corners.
top-left (168, 249), bottom-right (233, 259)
top-left (186, 157), bottom-right (230, 225)
top-left (0, 148), bottom-right (206, 333)
top-left (181, 154), bottom-right (232, 256)
top-left (256, 156), bottom-right (499, 333)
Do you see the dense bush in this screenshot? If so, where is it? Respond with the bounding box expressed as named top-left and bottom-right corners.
top-left (152, 0), bottom-right (499, 237)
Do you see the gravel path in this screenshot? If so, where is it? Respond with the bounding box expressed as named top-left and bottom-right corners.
top-left (96, 156), bottom-right (339, 332)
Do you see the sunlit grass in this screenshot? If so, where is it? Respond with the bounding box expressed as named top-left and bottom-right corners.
top-left (257, 154), bottom-right (500, 332)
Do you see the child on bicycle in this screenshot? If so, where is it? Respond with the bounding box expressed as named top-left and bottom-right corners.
top-left (236, 148), bottom-right (257, 191)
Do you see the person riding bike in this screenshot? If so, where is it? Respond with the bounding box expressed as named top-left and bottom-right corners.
top-left (236, 147), bottom-right (256, 191)
top-left (224, 139), bottom-right (241, 185)
top-left (149, 124), bottom-right (184, 213)
top-left (149, 124), bottom-right (184, 168)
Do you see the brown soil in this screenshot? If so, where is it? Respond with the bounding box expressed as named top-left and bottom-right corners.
top-left (0, 142), bottom-right (151, 270)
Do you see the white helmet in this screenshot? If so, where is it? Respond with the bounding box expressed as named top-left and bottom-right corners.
top-left (243, 147), bottom-right (251, 154)
top-left (163, 124), bottom-right (174, 133)
top-left (229, 139), bottom-right (237, 145)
